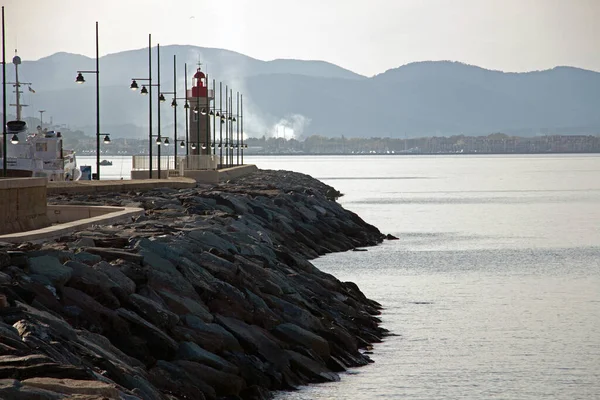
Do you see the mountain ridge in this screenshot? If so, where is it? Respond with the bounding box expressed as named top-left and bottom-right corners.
top-left (5, 47), bottom-right (600, 138)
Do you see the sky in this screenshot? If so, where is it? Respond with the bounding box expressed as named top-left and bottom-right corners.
top-left (2, 0), bottom-right (600, 76)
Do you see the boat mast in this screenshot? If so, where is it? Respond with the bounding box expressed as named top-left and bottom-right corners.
top-left (14, 51), bottom-right (20, 120)
top-left (9, 50), bottom-right (31, 122)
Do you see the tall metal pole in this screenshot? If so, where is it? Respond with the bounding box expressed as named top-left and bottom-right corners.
top-left (95, 21), bottom-right (100, 180)
top-left (230, 89), bottom-right (233, 167)
top-left (225, 84), bottom-right (228, 167)
top-left (241, 94), bottom-right (244, 165)
top-left (2, 6), bottom-right (5, 177)
top-left (219, 81), bottom-right (222, 167)
top-left (148, 34), bottom-right (153, 179)
top-left (236, 91), bottom-right (240, 165)
top-left (157, 43), bottom-right (161, 179)
top-left (173, 54), bottom-right (177, 168)
top-left (212, 78), bottom-right (216, 155)
top-left (184, 63), bottom-right (189, 156)
top-left (205, 73), bottom-right (210, 155)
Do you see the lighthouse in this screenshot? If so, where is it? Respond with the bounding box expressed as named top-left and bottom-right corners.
top-left (187, 66), bottom-right (213, 155)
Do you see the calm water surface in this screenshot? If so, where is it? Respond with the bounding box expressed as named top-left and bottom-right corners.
top-left (251, 155), bottom-right (600, 400)
top-left (87, 154), bottom-right (600, 399)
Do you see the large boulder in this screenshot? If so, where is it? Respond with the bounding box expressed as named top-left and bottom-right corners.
top-left (272, 323), bottom-right (330, 360)
top-left (93, 261), bottom-right (136, 296)
top-left (28, 256), bottom-right (72, 287)
top-left (21, 377), bottom-right (120, 398)
top-left (175, 342), bottom-right (238, 374)
top-left (216, 315), bottom-right (289, 371)
top-left (158, 290), bottom-right (213, 322)
top-left (148, 360), bottom-right (213, 400)
top-left (127, 293), bottom-right (179, 329)
top-left (174, 360), bottom-right (245, 398)
top-left (116, 308), bottom-right (178, 360)
top-left (64, 260), bottom-right (120, 309)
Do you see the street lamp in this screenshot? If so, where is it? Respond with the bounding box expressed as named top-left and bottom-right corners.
top-left (159, 54), bottom-right (179, 169)
top-left (74, 21), bottom-right (102, 179)
top-left (129, 36), bottom-right (167, 178)
top-left (2, 6), bottom-right (6, 177)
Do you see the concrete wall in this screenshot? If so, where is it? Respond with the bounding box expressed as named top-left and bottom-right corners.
top-left (183, 164), bottom-right (258, 184)
top-left (130, 170), bottom-right (170, 180)
top-left (47, 205), bottom-right (123, 224)
top-left (0, 178), bottom-right (49, 235)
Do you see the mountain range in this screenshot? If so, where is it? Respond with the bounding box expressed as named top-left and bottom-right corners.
top-left (4, 45), bottom-right (600, 139)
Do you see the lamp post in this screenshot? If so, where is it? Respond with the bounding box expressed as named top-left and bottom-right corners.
top-left (38, 110), bottom-right (45, 129)
top-left (2, 6), bottom-right (6, 177)
top-left (159, 54), bottom-right (179, 170)
top-left (130, 36), bottom-right (167, 178)
top-left (75, 21), bottom-right (101, 179)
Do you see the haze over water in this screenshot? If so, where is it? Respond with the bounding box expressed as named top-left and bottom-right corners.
top-left (85, 154), bottom-right (600, 399)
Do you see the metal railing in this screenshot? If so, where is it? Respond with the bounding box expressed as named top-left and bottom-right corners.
top-left (178, 155), bottom-right (218, 170)
top-left (131, 155), bottom-right (218, 171)
top-left (132, 155), bottom-right (175, 171)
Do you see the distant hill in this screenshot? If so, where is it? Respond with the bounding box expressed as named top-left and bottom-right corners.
top-left (4, 48), bottom-right (600, 139)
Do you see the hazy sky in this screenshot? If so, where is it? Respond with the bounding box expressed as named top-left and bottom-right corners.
top-left (3, 0), bottom-right (599, 76)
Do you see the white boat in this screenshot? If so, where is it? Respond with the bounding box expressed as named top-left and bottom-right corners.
top-left (0, 51), bottom-right (81, 181)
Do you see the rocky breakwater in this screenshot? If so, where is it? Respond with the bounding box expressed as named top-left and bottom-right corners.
top-left (0, 169), bottom-right (391, 399)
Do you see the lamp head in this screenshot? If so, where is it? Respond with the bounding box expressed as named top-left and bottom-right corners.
top-left (156, 137), bottom-right (161, 145)
top-left (180, 140), bottom-right (185, 148)
top-left (140, 86), bottom-right (148, 95)
top-left (184, 101), bottom-right (189, 109)
top-left (171, 99), bottom-right (177, 108)
top-left (164, 138), bottom-right (170, 146)
top-left (130, 80), bottom-right (139, 90)
top-left (103, 135), bottom-right (111, 144)
top-left (200, 108), bottom-right (207, 115)
top-left (10, 134), bottom-right (19, 144)
top-left (76, 73), bottom-right (86, 84)
top-left (159, 93), bottom-right (166, 103)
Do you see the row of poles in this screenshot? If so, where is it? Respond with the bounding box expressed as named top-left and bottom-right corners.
top-left (127, 37), bottom-right (246, 179)
top-left (1, 9), bottom-right (246, 180)
top-left (76, 26), bottom-right (247, 180)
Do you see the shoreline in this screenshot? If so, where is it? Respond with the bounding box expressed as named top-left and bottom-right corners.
top-left (0, 169), bottom-right (391, 399)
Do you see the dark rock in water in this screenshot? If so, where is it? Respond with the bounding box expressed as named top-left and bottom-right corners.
top-left (386, 233), bottom-right (399, 240)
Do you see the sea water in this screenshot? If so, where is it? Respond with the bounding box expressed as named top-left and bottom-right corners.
top-left (252, 155), bottom-right (600, 400)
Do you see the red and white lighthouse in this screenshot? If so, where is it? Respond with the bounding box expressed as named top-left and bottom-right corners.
top-left (187, 67), bottom-right (214, 155)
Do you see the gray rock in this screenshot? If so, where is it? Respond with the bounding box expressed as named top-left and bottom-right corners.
top-left (28, 256), bottom-right (72, 287)
top-left (176, 342), bottom-right (239, 374)
top-left (0, 379), bottom-right (64, 399)
top-left (158, 290), bottom-right (213, 322)
top-left (128, 293), bottom-right (179, 329)
top-left (216, 315), bottom-right (289, 370)
top-left (174, 360), bottom-right (245, 398)
top-left (286, 350), bottom-right (340, 383)
top-left (73, 251), bottom-right (102, 265)
top-left (188, 229), bottom-right (238, 253)
top-left (272, 323), bottom-right (330, 359)
top-left (116, 308), bottom-right (178, 358)
top-left (84, 247), bottom-right (143, 264)
top-left (182, 316), bottom-right (243, 352)
top-left (93, 261), bottom-right (136, 295)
